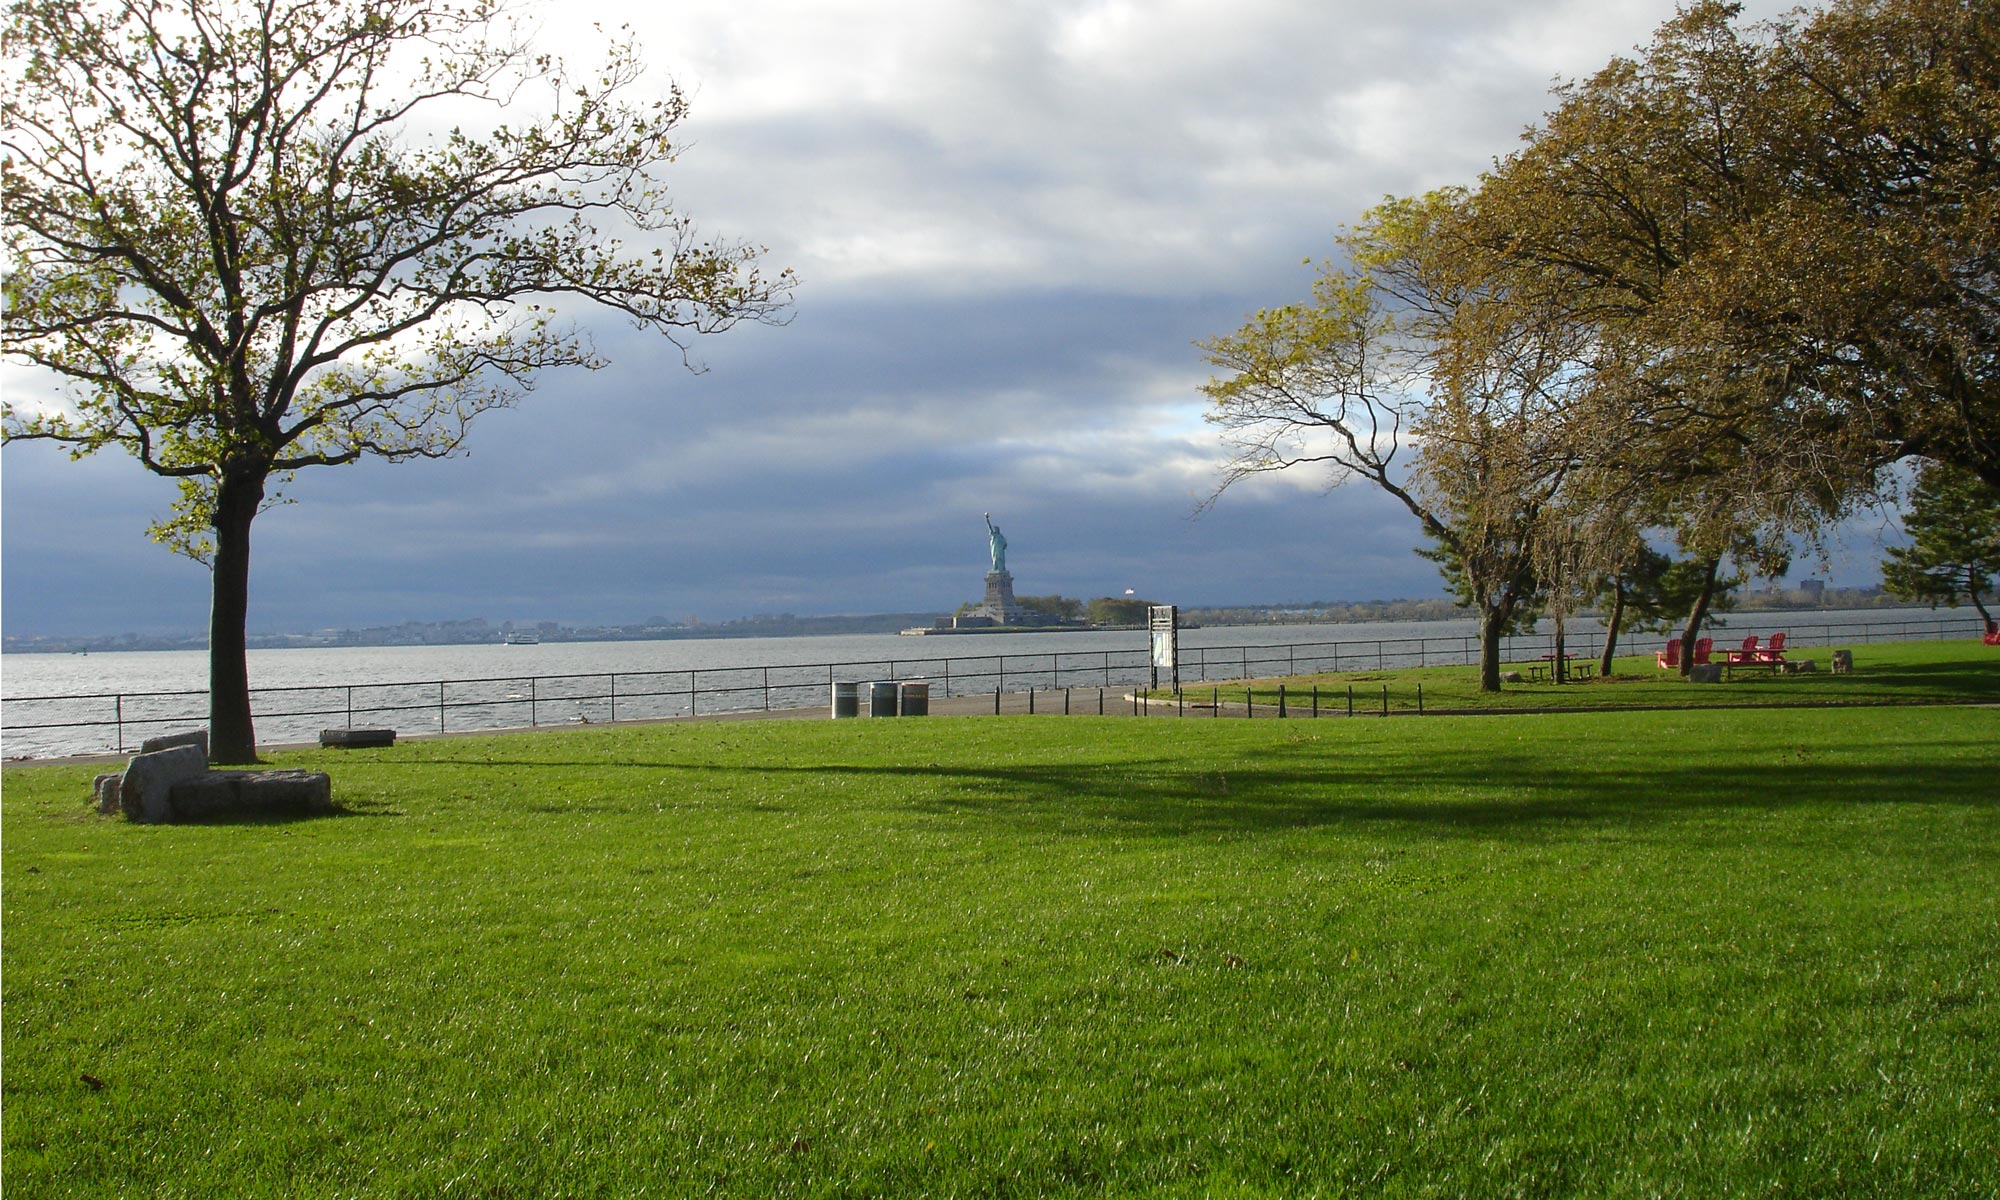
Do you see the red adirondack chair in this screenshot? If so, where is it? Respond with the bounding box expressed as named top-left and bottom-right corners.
top-left (1727, 635), bottom-right (1760, 664)
top-left (1656, 638), bottom-right (1681, 669)
top-left (1756, 632), bottom-right (1788, 662)
top-left (1692, 637), bottom-right (1714, 665)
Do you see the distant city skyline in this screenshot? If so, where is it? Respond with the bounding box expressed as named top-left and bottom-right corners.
top-left (5, 0), bottom-right (1886, 639)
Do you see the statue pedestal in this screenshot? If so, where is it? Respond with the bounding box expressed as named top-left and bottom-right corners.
top-left (979, 571), bottom-right (1032, 625)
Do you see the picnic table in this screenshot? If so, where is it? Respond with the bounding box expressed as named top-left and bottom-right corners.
top-left (1524, 654), bottom-right (1594, 683)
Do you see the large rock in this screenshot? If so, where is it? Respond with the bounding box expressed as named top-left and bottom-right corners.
top-left (169, 770), bottom-right (332, 821)
top-left (139, 729), bottom-right (209, 759)
top-left (119, 745), bottom-right (210, 823)
top-left (1688, 664), bottom-right (1722, 684)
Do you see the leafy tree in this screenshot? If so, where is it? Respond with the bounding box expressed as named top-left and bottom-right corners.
top-left (1582, 542), bottom-right (1731, 676)
top-left (2, 0), bottom-right (791, 760)
top-left (1882, 460), bottom-right (2000, 630)
top-left (1741, 0), bottom-right (2000, 488)
top-left (1014, 594), bottom-right (1083, 622)
top-left (1201, 192), bottom-right (1585, 691)
top-left (1086, 596), bottom-right (1156, 626)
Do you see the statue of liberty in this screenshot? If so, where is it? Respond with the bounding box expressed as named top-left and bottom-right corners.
top-left (983, 512), bottom-right (1008, 574)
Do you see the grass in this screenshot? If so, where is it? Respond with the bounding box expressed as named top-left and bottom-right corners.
top-left (4, 645), bottom-right (1998, 1197)
top-left (1161, 636), bottom-right (2000, 715)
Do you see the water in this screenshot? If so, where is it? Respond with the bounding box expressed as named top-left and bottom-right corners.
top-left (3, 608), bottom-right (1979, 758)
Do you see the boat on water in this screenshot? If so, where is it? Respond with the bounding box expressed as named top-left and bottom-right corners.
top-left (503, 632), bottom-right (540, 645)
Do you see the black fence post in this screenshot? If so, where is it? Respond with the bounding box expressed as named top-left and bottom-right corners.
top-left (1278, 684), bottom-right (1287, 718)
top-left (995, 687), bottom-right (1002, 715)
top-left (1312, 685), bottom-right (1319, 719)
top-left (1380, 685), bottom-right (1388, 717)
top-left (1347, 685), bottom-right (1353, 718)
top-left (1418, 684), bottom-right (1424, 715)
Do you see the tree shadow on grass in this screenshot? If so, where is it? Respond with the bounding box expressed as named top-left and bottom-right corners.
top-left (356, 732), bottom-right (2000, 842)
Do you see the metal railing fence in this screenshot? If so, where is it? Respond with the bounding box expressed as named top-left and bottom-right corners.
top-left (2, 612), bottom-right (1983, 758)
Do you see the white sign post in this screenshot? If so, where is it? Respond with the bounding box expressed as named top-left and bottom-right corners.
top-left (1148, 605), bottom-right (1179, 692)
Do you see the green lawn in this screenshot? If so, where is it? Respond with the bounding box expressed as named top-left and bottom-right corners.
top-left (4, 662), bottom-right (1998, 1196)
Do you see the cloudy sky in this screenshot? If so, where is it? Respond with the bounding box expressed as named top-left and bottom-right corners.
top-left (4, 0), bottom-right (1879, 637)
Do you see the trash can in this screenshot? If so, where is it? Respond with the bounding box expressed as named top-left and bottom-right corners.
top-left (899, 681), bottom-right (930, 717)
top-left (868, 680), bottom-right (899, 718)
top-left (831, 680), bottom-right (859, 719)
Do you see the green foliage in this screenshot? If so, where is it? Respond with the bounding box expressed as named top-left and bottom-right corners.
top-left (1086, 596), bottom-right (1157, 625)
top-left (4, 669), bottom-right (1997, 1195)
top-left (1586, 543), bottom-right (1738, 635)
top-left (1883, 460), bottom-right (2000, 623)
top-left (1014, 594), bottom-right (1083, 622)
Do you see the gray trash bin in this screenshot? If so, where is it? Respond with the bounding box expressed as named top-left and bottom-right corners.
top-left (831, 680), bottom-right (859, 719)
top-left (868, 680), bottom-right (899, 718)
top-left (899, 681), bottom-right (930, 717)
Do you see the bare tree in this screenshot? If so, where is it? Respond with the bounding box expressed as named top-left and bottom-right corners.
top-left (3, 0), bottom-right (792, 760)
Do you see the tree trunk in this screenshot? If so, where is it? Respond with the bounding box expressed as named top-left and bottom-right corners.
top-left (1597, 580), bottom-right (1627, 678)
top-left (1552, 611), bottom-right (1568, 683)
top-left (1967, 565), bottom-right (1994, 629)
top-left (208, 471), bottom-right (265, 763)
top-left (1478, 603), bottom-right (1510, 692)
top-left (1676, 555), bottom-right (1724, 679)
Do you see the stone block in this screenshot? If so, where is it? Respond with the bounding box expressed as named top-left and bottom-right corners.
top-left (1500, 670), bottom-right (1524, 684)
top-left (93, 773), bottom-right (124, 814)
top-left (119, 745), bottom-right (210, 823)
top-left (169, 770), bottom-right (333, 821)
top-left (319, 728), bottom-right (396, 749)
top-left (1688, 664), bottom-right (1722, 684)
top-left (139, 729), bottom-right (209, 760)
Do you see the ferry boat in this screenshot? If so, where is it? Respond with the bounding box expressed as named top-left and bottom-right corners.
top-left (503, 632), bottom-right (540, 645)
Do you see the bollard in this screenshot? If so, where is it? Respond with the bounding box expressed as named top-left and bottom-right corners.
top-left (1278, 684), bottom-right (1287, 718)
top-left (1381, 685), bottom-right (1388, 716)
top-left (1417, 684), bottom-right (1423, 716)
top-left (1312, 685), bottom-right (1319, 718)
